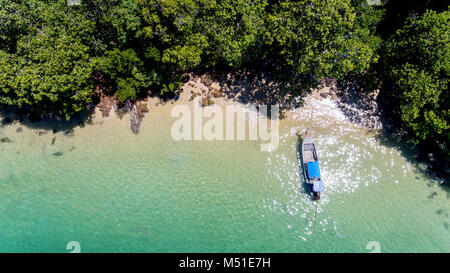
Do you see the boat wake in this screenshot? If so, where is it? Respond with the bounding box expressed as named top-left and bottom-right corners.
top-left (262, 96), bottom-right (392, 240)
top-left (333, 220), bottom-right (345, 239)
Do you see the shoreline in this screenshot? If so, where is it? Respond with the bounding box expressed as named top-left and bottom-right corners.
top-left (0, 71), bottom-right (382, 135)
top-left (1, 72), bottom-right (447, 183)
top-left (1, 84), bottom-right (448, 252)
top-left (1, 73), bottom-right (449, 252)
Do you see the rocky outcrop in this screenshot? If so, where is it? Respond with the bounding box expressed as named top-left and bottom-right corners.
top-left (190, 92), bottom-right (200, 101)
top-left (210, 87), bottom-right (223, 98)
top-left (129, 101), bottom-right (149, 134)
top-left (201, 74), bottom-right (213, 86)
top-left (201, 96), bottom-right (214, 107)
top-left (184, 74), bottom-right (226, 107)
top-left (136, 101), bottom-right (149, 118)
top-left (129, 105), bottom-right (141, 134)
top-left (314, 78), bottom-right (382, 131)
top-left (93, 72), bottom-right (116, 117)
top-left (98, 96), bottom-right (116, 117)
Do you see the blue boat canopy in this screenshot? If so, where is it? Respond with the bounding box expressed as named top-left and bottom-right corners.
top-left (313, 180), bottom-right (324, 192)
top-left (307, 161), bottom-right (321, 180)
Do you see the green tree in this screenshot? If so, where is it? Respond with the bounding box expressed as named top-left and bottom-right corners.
top-left (137, 0), bottom-right (211, 70)
top-left (0, 0), bottom-right (33, 53)
top-left (264, 0), bottom-right (382, 93)
top-left (382, 9), bottom-right (449, 154)
top-left (97, 48), bottom-right (156, 101)
top-left (0, 1), bottom-right (96, 119)
top-left (0, 30), bottom-right (95, 119)
top-left (200, 0), bottom-right (267, 67)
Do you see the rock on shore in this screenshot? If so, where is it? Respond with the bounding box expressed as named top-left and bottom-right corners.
top-left (129, 101), bottom-right (149, 134)
top-left (98, 96), bottom-right (116, 117)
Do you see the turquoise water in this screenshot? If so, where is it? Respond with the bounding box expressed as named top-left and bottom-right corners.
top-left (0, 96), bottom-right (449, 252)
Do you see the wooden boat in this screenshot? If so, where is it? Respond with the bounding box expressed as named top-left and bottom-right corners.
top-left (301, 128), bottom-right (324, 201)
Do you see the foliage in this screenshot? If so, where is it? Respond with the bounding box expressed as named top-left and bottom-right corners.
top-left (1, 0), bottom-right (447, 163)
top-left (0, 0), bottom-right (386, 118)
top-left (97, 48), bottom-right (156, 101)
top-left (0, 0), bottom-right (30, 52)
top-left (262, 0), bottom-right (382, 93)
top-left (382, 9), bottom-right (449, 154)
top-left (200, 0), bottom-right (267, 67)
top-left (0, 1), bottom-right (96, 119)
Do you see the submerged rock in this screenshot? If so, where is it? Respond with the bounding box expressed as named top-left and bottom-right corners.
top-left (52, 151), bottom-right (63, 157)
top-left (37, 131), bottom-right (47, 136)
top-left (0, 137), bottom-right (12, 143)
top-left (16, 127), bottom-right (23, 133)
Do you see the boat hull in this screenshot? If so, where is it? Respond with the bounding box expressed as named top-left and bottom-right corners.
top-left (301, 130), bottom-right (323, 200)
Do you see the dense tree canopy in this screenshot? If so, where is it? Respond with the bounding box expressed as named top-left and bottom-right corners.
top-left (1, 0), bottom-right (384, 119)
top-left (0, 0), bottom-right (96, 118)
top-left (382, 9), bottom-right (449, 155)
top-left (263, 0), bottom-right (382, 92)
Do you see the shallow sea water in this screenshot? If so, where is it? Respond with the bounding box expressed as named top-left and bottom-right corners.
top-left (0, 94), bottom-right (448, 252)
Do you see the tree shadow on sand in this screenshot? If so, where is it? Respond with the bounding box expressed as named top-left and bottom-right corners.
top-left (375, 129), bottom-right (449, 192)
top-left (331, 77), bottom-right (383, 132)
top-left (0, 105), bottom-right (97, 136)
top-left (208, 70), bottom-right (303, 111)
top-left (331, 76), bottom-right (449, 191)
